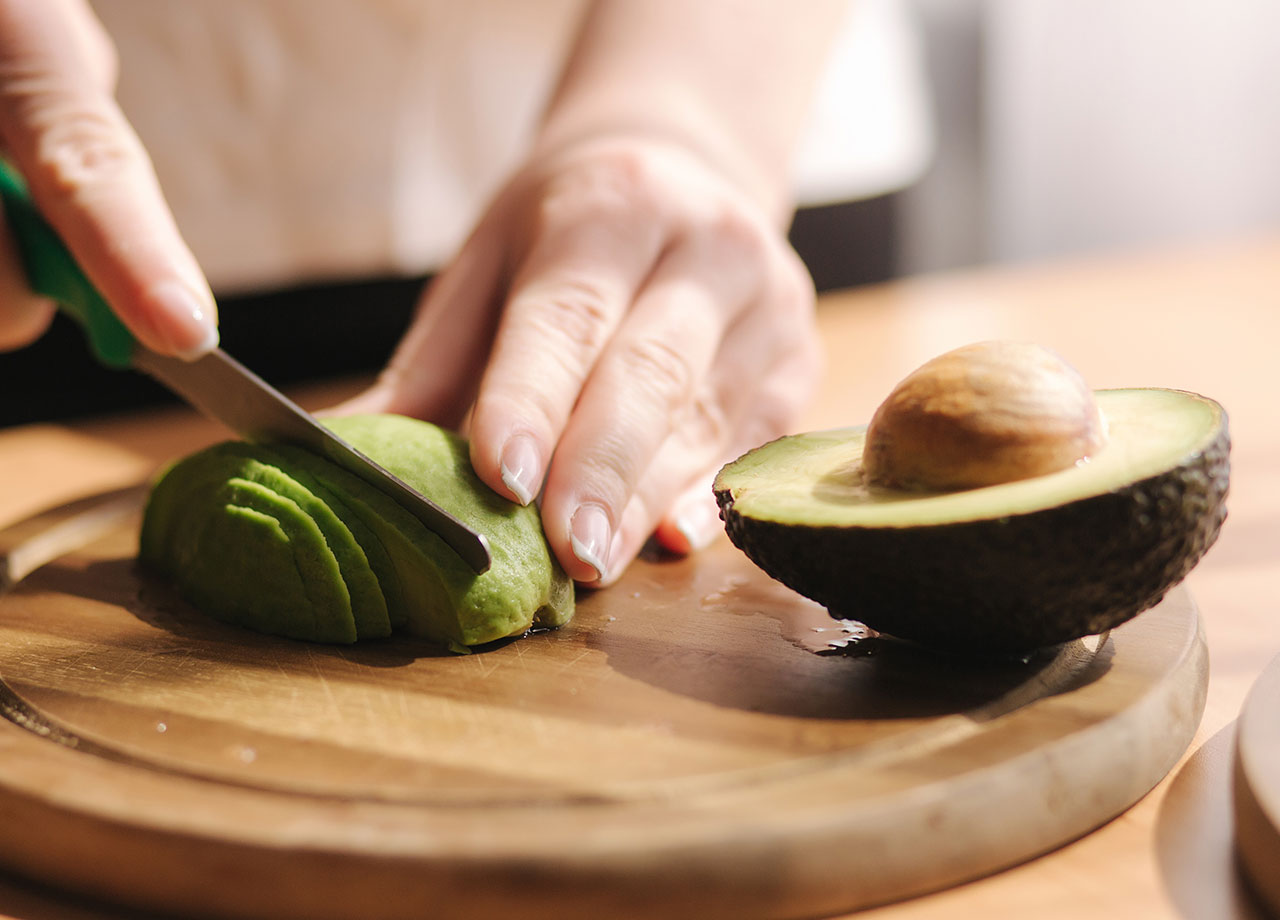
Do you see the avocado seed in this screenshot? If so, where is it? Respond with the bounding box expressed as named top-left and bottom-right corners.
top-left (863, 341), bottom-right (1108, 491)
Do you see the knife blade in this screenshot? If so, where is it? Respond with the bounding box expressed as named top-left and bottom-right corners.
top-left (135, 346), bottom-right (492, 573)
top-left (0, 161), bottom-right (491, 574)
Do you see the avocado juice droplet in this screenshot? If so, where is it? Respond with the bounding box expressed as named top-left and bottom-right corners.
top-left (699, 575), bottom-right (879, 656)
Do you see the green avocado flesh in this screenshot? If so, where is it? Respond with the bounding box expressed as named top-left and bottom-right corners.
top-left (139, 414), bottom-right (574, 648)
top-left (713, 389), bottom-right (1229, 652)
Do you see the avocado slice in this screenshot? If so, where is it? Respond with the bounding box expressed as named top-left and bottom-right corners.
top-left (141, 443), bottom-right (390, 641)
top-left (323, 415), bottom-right (575, 643)
top-left (139, 414), bottom-right (574, 648)
top-left (143, 472), bottom-right (360, 644)
top-left (254, 456), bottom-right (410, 633)
top-left (713, 388), bottom-right (1229, 652)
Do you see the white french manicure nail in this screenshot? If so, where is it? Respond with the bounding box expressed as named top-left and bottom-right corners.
top-left (499, 435), bottom-right (541, 506)
top-left (570, 503), bottom-right (611, 582)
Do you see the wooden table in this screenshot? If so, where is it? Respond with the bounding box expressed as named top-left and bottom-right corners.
top-left (1, 234), bottom-right (1277, 918)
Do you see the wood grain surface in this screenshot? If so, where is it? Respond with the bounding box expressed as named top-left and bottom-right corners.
top-left (0, 486), bottom-right (1207, 920)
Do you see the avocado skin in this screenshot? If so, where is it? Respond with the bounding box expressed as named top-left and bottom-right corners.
top-left (714, 425), bottom-right (1229, 653)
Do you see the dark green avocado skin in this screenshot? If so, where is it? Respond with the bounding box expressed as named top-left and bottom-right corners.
top-left (715, 427), bottom-right (1229, 653)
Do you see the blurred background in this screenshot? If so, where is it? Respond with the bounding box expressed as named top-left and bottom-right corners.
top-left (802, 0), bottom-right (1280, 287)
top-left (3, 0), bottom-right (1279, 425)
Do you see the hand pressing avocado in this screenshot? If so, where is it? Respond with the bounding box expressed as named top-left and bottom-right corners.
top-left (714, 342), bottom-right (1230, 653)
top-left (139, 414), bottom-right (574, 649)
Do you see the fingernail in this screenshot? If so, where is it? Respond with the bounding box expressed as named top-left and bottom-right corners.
top-left (499, 435), bottom-right (541, 506)
top-left (147, 280), bottom-right (219, 360)
top-left (570, 503), bottom-right (612, 582)
top-left (675, 500), bottom-right (721, 553)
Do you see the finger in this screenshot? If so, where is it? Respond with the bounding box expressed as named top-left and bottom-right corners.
top-left (593, 385), bottom-right (775, 585)
top-left (601, 420), bottom-right (728, 586)
top-left (613, 255), bottom-right (820, 573)
top-left (0, 0), bottom-right (216, 358)
top-left (466, 166), bottom-right (667, 508)
top-left (58, 0), bottom-right (117, 92)
top-left (536, 229), bottom-right (763, 583)
top-left (611, 338), bottom-right (820, 578)
top-left (604, 367), bottom-right (789, 579)
top-left (0, 211), bottom-right (54, 350)
top-left (325, 218), bottom-right (507, 428)
top-left (652, 475), bottom-right (724, 557)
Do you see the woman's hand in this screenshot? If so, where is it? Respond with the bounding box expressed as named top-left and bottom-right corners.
top-left (342, 0), bottom-right (843, 585)
top-left (340, 134), bottom-right (823, 585)
top-left (0, 0), bottom-right (216, 357)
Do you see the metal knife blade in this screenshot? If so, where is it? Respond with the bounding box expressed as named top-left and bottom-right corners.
top-left (134, 346), bottom-right (492, 574)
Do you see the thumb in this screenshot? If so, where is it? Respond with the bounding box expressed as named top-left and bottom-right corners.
top-left (0, 0), bottom-right (217, 359)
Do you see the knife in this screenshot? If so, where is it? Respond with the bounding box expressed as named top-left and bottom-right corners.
top-left (0, 161), bottom-right (491, 574)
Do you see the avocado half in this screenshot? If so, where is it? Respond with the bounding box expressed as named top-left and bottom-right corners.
top-left (139, 414), bottom-right (574, 648)
top-left (713, 389), bottom-right (1229, 652)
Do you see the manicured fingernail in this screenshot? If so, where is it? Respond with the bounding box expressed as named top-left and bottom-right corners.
top-left (147, 280), bottom-right (218, 360)
top-left (675, 500), bottom-right (721, 553)
top-left (570, 503), bottom-right (612, 582)
top-left (499, 435), bottom-right (541, 506)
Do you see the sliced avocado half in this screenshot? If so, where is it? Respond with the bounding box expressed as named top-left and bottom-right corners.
top-left (713, 389), bottom-right (1229, 652)
top-left (139, 414), bottom-right (574, 648)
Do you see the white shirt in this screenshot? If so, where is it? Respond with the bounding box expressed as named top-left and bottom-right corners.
top-left (92, 0), bottom-right (931, 293)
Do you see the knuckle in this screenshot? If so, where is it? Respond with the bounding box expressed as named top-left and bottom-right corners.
top-left (620, 335), bottom-right (697, 406)
top-left (587, 430), bottom-right (639, 485)
top-left (707, 205), bottom-right (768, 259)
top-left (521, 275), bottom-right (616, 353)
top-left (477, 386), bottom-right (564, 446)
top-left (676, 204), bottom-right (777, 305)
top-left (675, 389), bottom-right (732, 449)
top-left (539, 149), bottom-right (662, 229)
top-left (34, 108), bottom-right (137, 194)
top-left (680, 198), bottom-right (770, 262)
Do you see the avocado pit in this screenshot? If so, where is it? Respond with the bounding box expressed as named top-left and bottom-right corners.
top-left (863, 341), bottom-right (1108, 492)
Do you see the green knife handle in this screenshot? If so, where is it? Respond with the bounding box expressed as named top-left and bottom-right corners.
top-left (0, 160), bottom-right (135, 368)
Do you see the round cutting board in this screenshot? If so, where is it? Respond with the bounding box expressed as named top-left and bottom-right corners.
top-left (1234, 653), bottom-right (1280, 915)
top-left (0, 489), bottom-right (1208, 920)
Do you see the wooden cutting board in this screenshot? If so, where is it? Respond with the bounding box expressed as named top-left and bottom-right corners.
top-left (0, 487), bottom-right (1208, 920)
top-left (1233, 653), bottom-right (1280, 915)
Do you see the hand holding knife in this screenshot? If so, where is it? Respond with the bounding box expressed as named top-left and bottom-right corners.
top-left (0, 160), bottom-right (491, 574)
